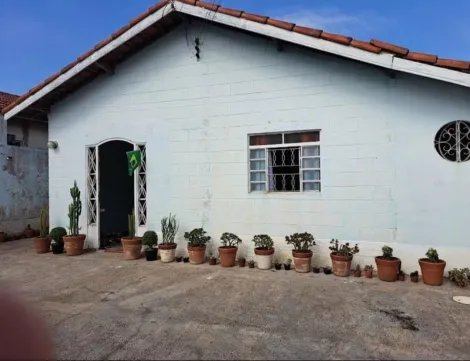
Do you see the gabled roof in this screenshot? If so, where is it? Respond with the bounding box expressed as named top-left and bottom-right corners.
top-left (4, 0), bottom-right (470, 121)
top-left (0, 91), bottom-right (19, 109)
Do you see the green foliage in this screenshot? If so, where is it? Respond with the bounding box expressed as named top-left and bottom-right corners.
top-left (381, 245), bottom-right (394, 259)
top-left (184, 228), bottom-right (211, 247)
top-left (425, 248), bottom-right (440, 263)
top-left (67, 181), bottom-right (82, 236)
top-left (285, 232), bottom-right (315, 251)
top-left (39, 207), bottom-right (49, 238)
top-left (220, 232), bottom-right (242, 247)
top-left (252, 234), bottom-right (274, 250)
top-left (410, 271), bottom-right (418, 277)
top-left (329, 239), bottom-right (359, 257)
top-left (161, 213), bottom-right (179, 244)
top-left (449, 268), bottom-right (470, 288)
top-left (364, 265), bottom-right (374, 272)
top-left (128, 210), bottom-right (136, 239)
top-left (142, 230), bottom-right (158, 249)
top-left (50, 227), bottom-right (67, 244)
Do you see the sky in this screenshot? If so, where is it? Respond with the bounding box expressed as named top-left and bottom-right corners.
top-left (0, 0), bottom-right (469, 95)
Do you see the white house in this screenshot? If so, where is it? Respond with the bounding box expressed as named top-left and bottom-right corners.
top-left (3, 0), bottom-right (470, 272)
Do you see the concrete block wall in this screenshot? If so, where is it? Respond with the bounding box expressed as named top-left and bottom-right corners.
top-left (48, 21), bottom-right (470, 272)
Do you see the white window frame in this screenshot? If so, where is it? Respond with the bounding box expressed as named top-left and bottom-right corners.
top-left (248, 131), bottom-right (321, 193)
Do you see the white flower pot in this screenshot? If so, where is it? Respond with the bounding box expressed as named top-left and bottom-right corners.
top-left (255, 248), bottom-right (275, 270)
top-left (158, 244), bottom-right (176, 263)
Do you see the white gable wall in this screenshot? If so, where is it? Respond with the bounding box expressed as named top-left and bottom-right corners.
top-left (48, 21), bottom-right (470, 272)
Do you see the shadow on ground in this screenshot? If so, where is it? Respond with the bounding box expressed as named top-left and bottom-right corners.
top-left (2, 239), bottom-right (470, 360)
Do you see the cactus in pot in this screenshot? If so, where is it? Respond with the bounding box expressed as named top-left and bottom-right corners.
top-left (34, 206), bottom-right (51, 254)
top-left (121, 209), bottom-right (142, 260)
top-left (63, 181), bottom-right (85, 256)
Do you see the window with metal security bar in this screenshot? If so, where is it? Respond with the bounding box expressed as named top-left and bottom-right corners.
top-left (249, 131), bottom-right (321, 192)
top-left (434, 120), bottom-right (470, 163)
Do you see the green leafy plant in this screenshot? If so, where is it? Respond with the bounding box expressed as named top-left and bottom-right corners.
top-left (39, 207), bottom-right (49, 238)
top-left (67, 181), bottom-right (82, 236)
top-left (220, 232), bottom-right (242, 248)
top-left (184, 228), bottom-right (211, 247)
top-left (410, 271), bottom-right (418, 277)
top-left (364, 265), bottom-right (373, 272)
top-left (161, 213), bottom-right (179, 244)
top-left (449, 268), bottom-right (470, 287)
top-left (248, 260), bottom-right (255, 267)
top-left (329, 239), bottom-right (359, 257)
top-left (285, 259), bottom-right (292, 265)
top-left (127, 210), bottom-right (136, 239)
top-left (252, 234), bottom-right (274, 250)
top-left (381, 246), bottom-right (394, 259)
top-left (285, 232), bottom-right (315, 251)
top-left (142, 230), bottom-right (158, 249)
top-left (425, 248), bottom-right (440, 263)
top-left (50, 227), bottom-right (67, 245)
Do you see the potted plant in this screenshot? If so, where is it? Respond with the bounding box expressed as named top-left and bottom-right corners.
top-left (185, 228), bottom-right (210, 264)
top-left (219, 232), bottom-right (242, 267)
top-left (34, 207), bottom-right (50, 254)
top-left (274, 260), bottom-right (282, 270)
top-left (176, 255), bottom-right (183, 263)
top-left (248, 260), bottom-right (255, 269)
top-left (121, 210), bottom-right (142, 260)
top-left (238, 257), bottom-right (246, 267)
top-left (143, 231), bottom-right (158, 261)
top-left (323, 266), bottom-right (332, 275)
top-left (24, 224), bottom-right (35, 238)
top-left (312, 266), bottom-right (321, 274)
top-left (449, 268), bottom-right (470, 288)
top-left (284, 259), bottom-right (292, 270)
top-left (364, 265), bottom-right (373, 278)
top-left (397, 270), bottom-right (405, 281)
top-left (63, 182), bottom-right (86, 256)
top-left (208, 253), bottom-right (217, 265)
top-left (354, 264), bottom-right (362, 277)
top-left (183, 256), bottom-right (189, 263)
top-left (158, 213), bottom-right (179, 263)
top-left (419, 248), bottom-right (446, 286)
top-left (50, 227), bottom-right (67, 254)
top-left (286, 232), bottom-right (315, 273)
top-left (410, 271), bottom-right (419, 283)
top-left (0, 232), bottom-right (6, 243)
top-left (375, 245), bottom-right (400, 282)
top-left (329, 239), bottom-right (359, 277)
top-left (252, 234), bottom-right (274, 270)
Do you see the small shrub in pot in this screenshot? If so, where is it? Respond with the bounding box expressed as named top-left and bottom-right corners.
top-left (219, 232), bottom-right (242, 267)
top-left (410, 271), bottom-right (419, 283)
top-left (208, 253), bottom-right (217, 265)
top-left (329, 239), bottom-right (359, 277)
top-left (364, 265), bottom-right (373, 279)
top-left (34, 207), bottom-right (51, 254)
top-left (143, 231), bottom-right (158, 261)
top-left (183, 256), bottom-right (190, 263)
top-left (158, 213), bottom-right (179, 263)
top-left (419, 248), bottom-right (446, 286)
top-left (274, 260), bottom-right (282, 270)
top-left (252, 234), bottom-right (274, 270)
top-left (24, 224), bottom-right (35, 238)
top-left (50, 227), bottom-right (67, 254)
top-left (238, 257), bottom-right (246, 267)
top-left (286, 232), bottom-right (315, 273)
top-left (312, 266), bottom-right (321, 274)
top-left (323, 266), bottom-right (332, 275)
top-left (375, 246), bottom-right (401, 282)
top-left (248, 260), bottom-right (255, 269)
top-left (448, 268), bottom-right (470, 288)
top-left (354, 264), bottom-right (362, 277)
top-left (284, 259), bottom-right (292, 271)
top-left (185, 228), bottom-right (210, 265)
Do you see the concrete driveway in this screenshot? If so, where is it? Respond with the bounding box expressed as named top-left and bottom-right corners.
top-left (1, 239), bottom-right (470, 360)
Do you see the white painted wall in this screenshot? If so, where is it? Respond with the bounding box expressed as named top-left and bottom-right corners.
top-left (47, 21), bottom-right (470, 273)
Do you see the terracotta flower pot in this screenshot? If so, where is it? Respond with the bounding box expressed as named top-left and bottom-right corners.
top-left (397, 273), bottom-right (405, 281)
top-left (330, 253), bottom-right (352, 277)
top-left (255, 248), bottom-right (274, 270)
top-left (218, 246), bottom-right (238, 267)
top-left (0, 232), bottom-right (6, 243)
top-left (238, 258), bottom-right (246, 267)
top-left (158, 243), bottom-right (177, 263)
top-left (24, 229), bottom-right (35, 238)
top-left (78, 234), bottom-right (87, 241)
top-left (121, 237), bottom-right (142, 260)
top-left (292, 250), bottom-right (313, 273)
top-left (34, 237), bottom-right (51, 254)
top-left (375, 256), bottom-right (401, 282)
top-left (364, 270), bottom-right (373, 279)
top-left (419, 258), bottom-right (446, 286)
top-left (410, 274), bottom-right (419, 283)
top-left (209, 258), bottom-right (217, 265)
top-left (64, 235), bottom-right (85, 256)
top-left (188, 245), bottom-right (206, 264)
top-left (354, 270), bottom-right (362, 277)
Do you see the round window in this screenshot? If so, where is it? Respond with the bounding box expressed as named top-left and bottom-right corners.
top-left (434, 120), bottom-right (470, 163)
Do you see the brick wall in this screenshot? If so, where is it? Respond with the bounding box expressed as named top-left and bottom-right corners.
top-left (48, 21), bottom-right (470, 271)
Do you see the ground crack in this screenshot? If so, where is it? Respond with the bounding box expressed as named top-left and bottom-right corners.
top-left (379, 308), bottom-right (419, 331)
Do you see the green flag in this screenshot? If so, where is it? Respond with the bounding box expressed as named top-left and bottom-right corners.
top-left (126, 150), bottom-right (142, 176)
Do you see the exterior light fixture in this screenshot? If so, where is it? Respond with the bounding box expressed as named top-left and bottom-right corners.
top-left (47, 141), bottom-right (58, 149)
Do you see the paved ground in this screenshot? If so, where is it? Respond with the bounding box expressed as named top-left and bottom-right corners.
top-left (2, 239), bottom-right (470, 360)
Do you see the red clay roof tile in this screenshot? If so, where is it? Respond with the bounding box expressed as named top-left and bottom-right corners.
top-left (3, 0), bottom-right (470, 115)
top-left (0, 91), bottom-right (18, 109)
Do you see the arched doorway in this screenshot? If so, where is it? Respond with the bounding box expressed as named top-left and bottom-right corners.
top-left (86, 139), bottom-right (147, 250)
top-left (99, 140), bottom-right (134, 249)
